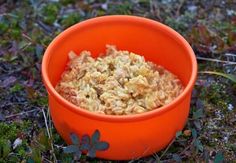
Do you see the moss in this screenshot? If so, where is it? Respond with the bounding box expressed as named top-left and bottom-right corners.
top-left (212, 21), bottom-right (236, 33)
top-left (60, 13), bottom-right (82, 28)
top-left (0, 22), bottom-right (9, 34)
top-left (108, 1), bottom-right (133, 15)
top-left (165, 11), bottom-right (195, 34)
top-left (199, 82), bottom-right (232, 109)
top-left (60, 0), bottom-right (76, 5)
top-left (0, 123), bottom-right (20, 141)
top-left (40, 37), bottom-right (53, 46)
top-left (10, 28), bottom-right (21, 39)
top-left (10, 84), bottom-right (23, 93)
top-left (0, 121), bottom-right (30, 139)
top-left (227, 144), bottom-right (236, 152)
top-left (41, 3), bottom-right (60, 25)
top-left (0, 121), bottom-right (31, 161)
top-left (0, 139), bottom-right (11, 159)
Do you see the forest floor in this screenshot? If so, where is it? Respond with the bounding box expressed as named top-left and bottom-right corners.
top-left (0, 0), bottom-right (235, 162)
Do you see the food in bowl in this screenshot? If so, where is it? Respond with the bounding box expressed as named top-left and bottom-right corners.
top-left (55, 45), bottom-right (183, 115)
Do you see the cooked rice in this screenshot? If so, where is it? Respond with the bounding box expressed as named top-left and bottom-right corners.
top-left (55, 45), bottom-right (184, 115)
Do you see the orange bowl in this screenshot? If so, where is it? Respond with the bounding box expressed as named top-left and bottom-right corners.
top-left (42, 15), bottom-right (197, 160)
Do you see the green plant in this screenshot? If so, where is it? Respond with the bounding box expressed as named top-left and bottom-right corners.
top-left (197, 82), bottom-right (233, 110)
top-left (10, 83), bottom-right (23, 93)
top-left (0, 122), bottom-right (31, 162)
top-left (199, 71), bottom-right (236, 83)
top-left (165, 11), bottom-right (195, 34)
top-left (0, 122), bottom-right (30, 141)
top-left (214, 151), bottom-right (224, 163)
top-left (60, 0), bottom-right (76, 5)
top-left (60, 13), bottom-right (81, 28)
top-left (0, 139), bottom-right (11, 159)
top-left (41, 3), bottom-right (59, 25)
top-left (63, 130), bottom-right (109, 159)
top-left (108, 1), bottom-right (133, 15)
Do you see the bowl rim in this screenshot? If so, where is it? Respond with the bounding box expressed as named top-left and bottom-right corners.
top-left (42, 15), bottom-right (197, 122)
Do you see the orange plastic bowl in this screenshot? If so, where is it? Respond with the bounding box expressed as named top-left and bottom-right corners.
top-left (42, 15), bottom-right (197, 160)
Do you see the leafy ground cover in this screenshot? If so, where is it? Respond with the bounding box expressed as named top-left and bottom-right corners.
top-left (0, 0), bottom-right (235, 162)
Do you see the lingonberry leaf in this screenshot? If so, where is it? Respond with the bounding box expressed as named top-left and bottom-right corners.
top-left (70, 133), bottom-right (79, 145)
top-left (87, 146), bottom-right (96, 158)
top-left (214, 151), bottom-right (224, 163)
top-left (63, 145), bottom-right (78, 153)
top-left (194, 138), bottom-right (204, 152)
top-left (81, 134), bottom-right (90, 150)
top-left (191, 128), bottom-right (197, 139)
top-left (64, 130), bottom-right (109, 159)
top-left (95, 141), bottom-right (109, 151)
top-left (91, 130), bottom-right (100, 144)
top-left (175, 131), bottom-right (182, 138)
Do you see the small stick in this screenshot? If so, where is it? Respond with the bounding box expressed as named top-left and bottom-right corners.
top-left (42, 157), bottom-right (53, 163)
top-left (176, 0), bottom-right (185, 17)
top-left (149, 0), bottom-right (162, 21)
top-left (159, 138), bottom-right (176, 159)
top-left (41, 108), bottom-right (51, 139)
top-left (48, 109), bottom-right (53, 138)
top-left (225, 53), bottom-right (236, 57)
top-left (0, 13), bottom-right (18, 18)
top-left (22, 33), bottom-right (47, 48)
top-left (197, 56), bottom-right (236, 65)
top-left (42, 108), bottom-right (57, 163)
top-left (5, 108), bottom-right (40, 119)
top-left (179, 138), bottom-right (195, 157)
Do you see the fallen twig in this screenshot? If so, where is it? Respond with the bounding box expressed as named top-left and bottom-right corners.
top-left (42, 108), bottom-right (51, 139)
top-left (22, 33), bottom-right (47, 48)
top-left (159, 138), bottom-right (176, 160)
top-left (179, 139), bottom-right (195, 157)
top-left (197, 56), bottom-right (236, 65)
top-left (149, 0), bottom-right (162, 21)
top-left (176, 0), bottom-right (185, 17)
top-left (41, 108), bottom-right (57, 163)
top-left (5, 108), bottom-right (40, 119)
top-left (128, 146), bottom-right (151, 162)
top-left (225, 53), bottom-right (236, 57)
top-left (0, 13), bottom-right (18, 18)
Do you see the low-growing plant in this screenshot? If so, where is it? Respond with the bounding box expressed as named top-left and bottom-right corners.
top-left (63, 130), bottom-right (109, 159)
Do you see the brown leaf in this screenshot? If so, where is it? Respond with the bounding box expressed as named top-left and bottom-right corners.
top-left (26, 87), bottom-right (38, 99)
top-left (198, 25), bottom-right (212, 46)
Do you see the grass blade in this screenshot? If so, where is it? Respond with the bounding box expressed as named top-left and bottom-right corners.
top-left (199, 71), bottom-right (236, 83)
